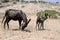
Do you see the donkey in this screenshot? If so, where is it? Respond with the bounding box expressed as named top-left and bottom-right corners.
top-left (2, 9), bottom-right (31, 30)
top-left (36, 13), bottom-right (48, 30)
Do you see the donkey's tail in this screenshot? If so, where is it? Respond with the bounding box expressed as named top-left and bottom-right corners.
top-left (2, 16), bottom-right (5, 24)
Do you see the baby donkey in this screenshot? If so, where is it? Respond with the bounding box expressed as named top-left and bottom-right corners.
top-left (36, 13), bottom-right (48, 30)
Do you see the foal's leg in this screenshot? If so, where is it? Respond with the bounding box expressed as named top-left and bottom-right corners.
top-left (41, 22), bottom-right (44, 30)
top-left (40, 23), bottom-right (42, 30)
top-left (38, 23), bottom-right (40, 30)
top-left (36, 22), bottom-right (39, 30)
top-left (36, 23), bottom-right (38, 30)
top-left (7, 19), bottom-right (11, 29)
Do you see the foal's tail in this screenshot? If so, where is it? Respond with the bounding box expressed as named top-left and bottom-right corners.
top-left (2, 16), bottom-right (5, 24)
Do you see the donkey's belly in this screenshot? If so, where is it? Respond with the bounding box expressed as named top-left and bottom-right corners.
top-left (11, 18), bottom-right (18, 21)
top-left (11, 17), bottom-right (20, 21)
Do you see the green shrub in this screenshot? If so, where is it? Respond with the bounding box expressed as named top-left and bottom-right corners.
top-left (13, 0), bottom-right (16, 4)
top-left (37, 11), bottom-right (45, 17)
top-left (39, 1), bottom-right (47, 3)
top-left (37, 10), bottom-right (60, 19)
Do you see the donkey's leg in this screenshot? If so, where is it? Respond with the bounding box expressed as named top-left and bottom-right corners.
top-left (4, 18), bottom-right (7, 29)
top-left (7, 19), bottom-right (11, 29)
top-left (19, 20), bottom-right (22, 29)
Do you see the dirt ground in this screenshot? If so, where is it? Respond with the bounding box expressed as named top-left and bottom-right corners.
top-left (0, 2), bottom-right (60, 40)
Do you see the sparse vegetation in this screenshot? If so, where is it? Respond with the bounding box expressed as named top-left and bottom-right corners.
top-left (39, 1), bottom-right (47, 3)
top-left (37, 10), bottom-right (60, 19)
top-left (13, 0), bottom-right (17, 4)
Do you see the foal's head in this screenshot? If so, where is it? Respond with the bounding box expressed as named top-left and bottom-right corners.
top-left (41, 13), bottom-right (48, 20)
top-left (45, 13), bottom-right (48, 19)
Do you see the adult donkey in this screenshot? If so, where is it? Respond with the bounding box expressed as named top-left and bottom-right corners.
top-left (2, 9), bottom-right (31, 30)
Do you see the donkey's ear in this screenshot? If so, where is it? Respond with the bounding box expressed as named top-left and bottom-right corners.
top-left (29, 19), bottom-right (31, 21)
top-left (27, 19), bottom-right (31, 24)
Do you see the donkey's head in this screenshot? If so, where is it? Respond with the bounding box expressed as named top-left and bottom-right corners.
top-left (22, 18), bottom-right (31, 30)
